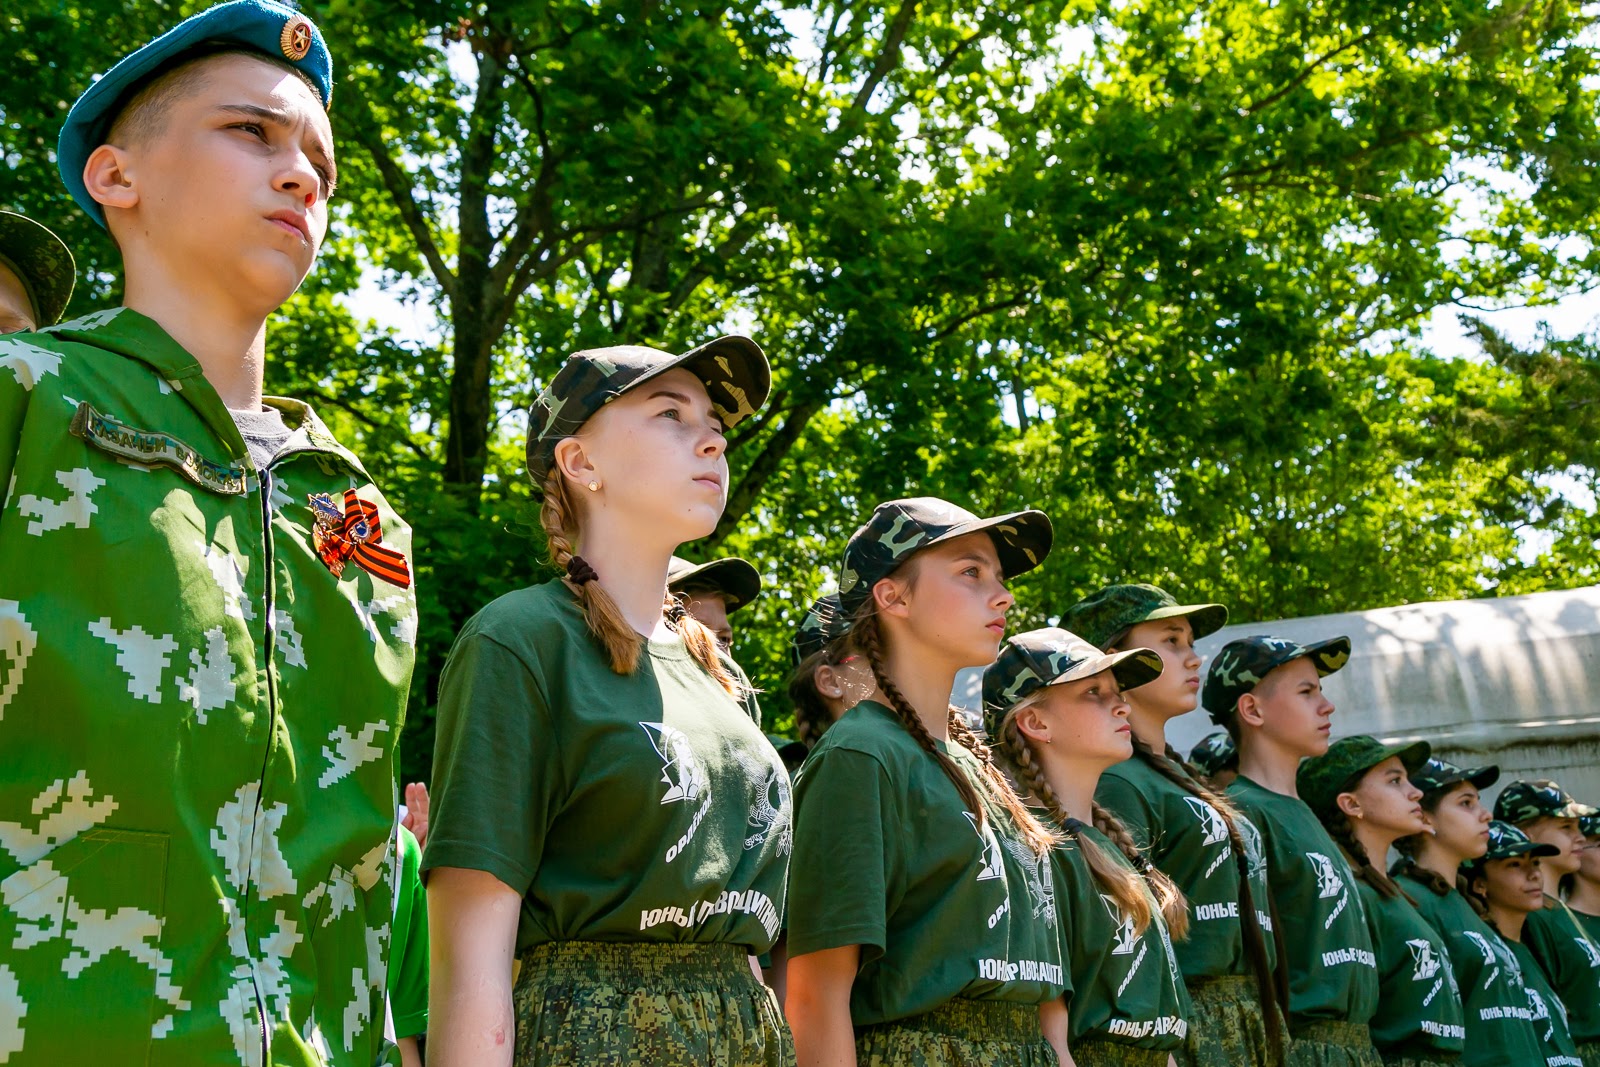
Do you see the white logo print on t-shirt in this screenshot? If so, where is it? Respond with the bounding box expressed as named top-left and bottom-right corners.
top-left (1100, 894), bottom-right (1140, 957)
top-left (1182, 796), bottom-right (1228, 847)
top-left (1575, 935), bottom-right (1600, 969)
top-left (1002, 837), bottom-right (1057, 927)
top-left (1408, 938), bottom-right (1442, 981)
top-left (641, 722), bottom-right (707, 804)
top-left (733, 748), bottom-right (792, 856)
top-left (964, 812), bottom-right (1004, 881)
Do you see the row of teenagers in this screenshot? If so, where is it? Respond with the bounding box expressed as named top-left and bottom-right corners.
top-left (420, 333), bottom-right (1600, 1067)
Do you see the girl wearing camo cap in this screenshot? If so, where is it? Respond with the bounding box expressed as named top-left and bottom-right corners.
top-left (1064, 585), bottom-right (1286, 1067)
top-left (1391, 758), bottom-right (1553, 1067)
top-left (1203, 635), bottom-right (1382, 1067)
top-left (424, 338), bottom-right (793, 1066)
top-left (984, 627), bottom-right (1194, 1067)
top-left (1298, 737), bottom-right (1466, 1067)
top-left (785, 497), bottom-right (1069, 1067)
top-left (1494, 780), bottom-right (1600, 1066)
top-left (1461, 823), bottom-right (1584, 1067)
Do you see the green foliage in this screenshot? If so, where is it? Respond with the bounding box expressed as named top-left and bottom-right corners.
top-left (5, 0), bottom-right (1600, 780)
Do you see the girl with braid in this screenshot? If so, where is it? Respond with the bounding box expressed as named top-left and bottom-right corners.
top-left (1461, 823), bottom-right (1584, 1067)
top-left (984, 627), bottom-right (1194, 1067)
top-left (1391, 758), bottom-right (1551, 1067)
top-left (1298, 737), bottom-right (1466, 1067)
top-left (786, 591), bottom-right (871, 749)
top-left (424, 340), bottom-right (793, 1067)
top-left (1063, 585), bottom-right (1285, 1067)
top-left (1203, 635), bottom-right (1382, 1067)
top-left (786, 498), bottom-right (1071, 1067)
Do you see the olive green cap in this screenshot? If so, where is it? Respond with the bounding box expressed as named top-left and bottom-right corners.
top-left (0, 211), bottom-right (75, 326)
top-left (667, 555), bottom-right (760, 613)
top-left (980, 626), bottom-right (1162, 739)
top-left (1297, 735), bottom-right (1430, 818)
top-left (1062, 583), bottom-right (1227, 650)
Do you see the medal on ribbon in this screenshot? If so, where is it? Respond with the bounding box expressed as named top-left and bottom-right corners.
top-left (308, 490), bottom-right (412, 588)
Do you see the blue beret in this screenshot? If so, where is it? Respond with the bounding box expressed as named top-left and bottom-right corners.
top-left (57, 0), bottom-right (333, 228)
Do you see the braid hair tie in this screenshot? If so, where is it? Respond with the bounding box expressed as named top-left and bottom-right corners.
top-left (666, 599), bottom-right (688, 626)
top-left (565, 556), bottom-right (599, 585)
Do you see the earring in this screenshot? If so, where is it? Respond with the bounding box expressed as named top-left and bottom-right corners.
top-left (587, 480), bottom-right (601, 492)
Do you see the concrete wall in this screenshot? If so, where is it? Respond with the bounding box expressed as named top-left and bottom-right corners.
top-left (1172, 584), bottom-right (1600, 808)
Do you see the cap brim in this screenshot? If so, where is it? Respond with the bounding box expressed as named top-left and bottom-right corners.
top-left (0, 214), bottom-right (74, 325)
top-left (669, 557), bottom-right (762, 612)
top-left (1388, 740), bottom-right (1432, 775)
top-left (929, 509), bottom-right (1053, 580)
top-left (1144, 602), bottom-right (1229, 641)
top-left (1287, 635), bottom-right (1352, 677)
top-left (627, 335), bottom-right (771, 431)
top-left (1046, 647), bottom-right (1164, 692)
top-left (1508, 842), bottom-right (1563, 859)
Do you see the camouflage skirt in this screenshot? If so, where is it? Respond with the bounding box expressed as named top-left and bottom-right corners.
top-left (1378, 1054), bottom-right (1459, 1067)
top-left (1578, 1039), bottom-right (1600, 1067)
top-left (511, 940), bottom-right (792, 1067)
top-left (855, 997), bottom-right (1055, 1067)
top-left (1071, 1037), bottom-right (1169, 1067)
top-left (1288, 1019), bottom-right (1383, 1067)
top-left (1180, 975), bottom-right (1283, 1067)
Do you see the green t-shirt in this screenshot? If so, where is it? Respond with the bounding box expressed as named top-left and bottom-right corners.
top-left (1227, 776), bottom-right (1379, 1025)
top-left (423, 581), bottom-right (791, 955)
top-left (1097, 757), bottom-right (1278, 981)
top-left (1397, 872), bottom-right (1550, 1067)
top-left (1572, 907), bottom-right (1600, 946)
top-left (787, 700), bottom-right (1069, 1026)
top-left (1505, 936), bottom-right (1583, 1067)
top-left (1355, 879), bottom-right (1464, 1055)
top-left (1052, 824), bottom-right (1192, 1049)
top-left (388, 825), bottom-right (429, 1039)
top-left (1524, 903), bottom-right (1600, 1042)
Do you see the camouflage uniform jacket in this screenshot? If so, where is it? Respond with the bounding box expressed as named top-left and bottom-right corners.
top-left (0, 308), bottom-right (416, 1066)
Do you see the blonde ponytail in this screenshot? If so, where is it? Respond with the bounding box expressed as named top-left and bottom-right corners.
top-left (540, 468), bottom-right (740, 696)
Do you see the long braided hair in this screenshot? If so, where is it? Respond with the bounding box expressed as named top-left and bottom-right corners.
top-left (842, 604), bottom-right (1058, 856)
top-left (996, 707), bottom-right (1186, 936)
top-left (1102, 629), bottom-right (1284, 1056)
top-left (1316, 802), bottom-right (1414, 904)
top-left (541, 467), bottom-right (740, 695)
top-left (1392, 785), bottom-right (1490, 917)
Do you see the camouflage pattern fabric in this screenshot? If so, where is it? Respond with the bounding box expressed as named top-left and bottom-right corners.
top-left (1202, 634), bottom-right (1351, 724)
top-left (525, 337), bottom-right (770, 487)
top-left (1377, 1056), bottom-right (1460, 1067)
top-left (1409, 758), bottom-right (1498, 799)
top-left (1462, 821), bottom-right (1560, 871)
top-left (511, 940), bottom-right (792, 1067)
top-left (1180, 975), bottom-right (1282, 1067)
top-left (854, 997), bottom-right (1056, 1067)
top-left (1494, 779), bottom-right (1599, 825)
top-left (1061, 583), bottom-right (1227, 650)
top-left (1071, 1039), bottom-right (1170, 1067)
top-left (980, 627), bottom-right (1162, 738)
top-left (0, 213), bottom-right (74, 326)
top-left (838, 497), bottom-right (1052, 616)
top-left (1297, 736), bottom-right (1431, 818)
top-left (790, 591), bottom-right (848, 665)
top-left (1577, 1038), bottom-right (1600, 1067)
top-left (1289, 1021), bottom-right (1383, 1067)
top-left (1187, 732), bottom-right (1238, 778)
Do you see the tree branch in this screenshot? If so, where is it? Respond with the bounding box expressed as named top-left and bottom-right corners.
top-left (350, 110), bottom-right (457, 304)
top-left (1242, 30), bottom-right (1377, 115)
top-left (852, 0), bottom-right (919, 111)
top-left (709, 398), bottom-right (825, 545)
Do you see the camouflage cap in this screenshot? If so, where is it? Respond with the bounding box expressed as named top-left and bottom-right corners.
top-left (1581, 812), bottom-right (1600, 839)
top-left (1464, 820), bottom-right (1561, 870)
top-left (837, 497), bottom-right (1052, 617)
top-left (1201, 634), bottom-right (1351, 724)
top-left (667, 555), bottom-right (761, 613)
top-left (1297, 735), bottom-right (1430, 818)
top-left (980, 627), bottom-right (1163, 739)
top-left (790, 592), bottom-right (849, 666)
top-left (0, 211), bottom-right (75, 326)
top-left (1188, 732), bottom-right (1238, 777)
top-left (524, 336), bottom-right (770, 490)
top-left (1409, 757), bottom-right (1499, 798)
top-left (1493, 778), bottom-right (1599, 825)
top-left (1061, 583), bottom-right (1228, 650)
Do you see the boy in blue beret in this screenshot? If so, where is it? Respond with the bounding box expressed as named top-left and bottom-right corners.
top-left (0, 3), bottom-right (414, 1064)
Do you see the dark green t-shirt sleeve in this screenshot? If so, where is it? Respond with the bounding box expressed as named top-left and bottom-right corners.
top-left (423, 630), bottom-right (560, 895)
top-left (787, 746), bottom-right (891, 962)
top-left (388, 826), bottom-right (429, 1038)
top-left (1095, 770), bottom-right (1157, 854)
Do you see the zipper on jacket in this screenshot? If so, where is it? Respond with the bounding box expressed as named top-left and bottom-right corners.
top-left (247, 465), bottom-right (280, 1067)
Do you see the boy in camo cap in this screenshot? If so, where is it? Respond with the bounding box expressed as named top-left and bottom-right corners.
top-left (1205, 635), bottom-right (1382, 1066)
top-left (1, 5), bottom-right (414, 1064)
top-left (0, 210), bottom-right (75, 332)
top-left (1496, 780), bottom-right (1600, 1064)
